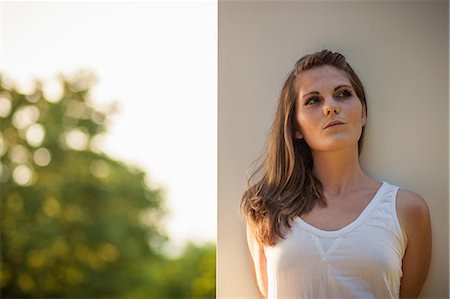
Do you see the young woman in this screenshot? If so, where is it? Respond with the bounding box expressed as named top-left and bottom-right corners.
top-left (240, 50), bottom-right (432, 299)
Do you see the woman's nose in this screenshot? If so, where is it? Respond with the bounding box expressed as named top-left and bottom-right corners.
top-left (323, 97), bottom-right (340, 115)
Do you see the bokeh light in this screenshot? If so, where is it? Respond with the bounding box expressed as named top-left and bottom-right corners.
top-left (12, 164), bottom-right (34, 186)
top-left (25, 124), bottom-right (45, 147)
top-left (12, 105), bottom-right (40, 130)
top-left (89, 159), bottom-right (110, 179)
top-left (25, 91), bottom-right (41, 103)
top-left (0, 134), bottom-right (7, 156)
top-left (66, 100), bottom-right (88, 119)
top-left (33, 148), bottom-right (51, 167)
top-left (0, 92), bottom-right (12, 118)
top-left (64, 127), bottom-right (89, 151)
top-left (0, 163), bottom-right (11, 183)
top-left (8, 145), bottom-right (29, 164)
top-left (89, 133), bottom-right (106, 153)
top-left (42, 77), bottom-right (63, 103)
top-left (42, 197), bottom-right (61, 218)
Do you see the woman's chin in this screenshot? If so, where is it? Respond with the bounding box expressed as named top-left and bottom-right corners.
top-left (309, 138), bottom-right (359, 153)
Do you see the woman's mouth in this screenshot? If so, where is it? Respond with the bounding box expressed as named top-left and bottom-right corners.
top-left (324, 120), bottom-right (345, 129)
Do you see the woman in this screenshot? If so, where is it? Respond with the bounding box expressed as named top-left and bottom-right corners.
top-left (240, 50), bottom-right (431, 299)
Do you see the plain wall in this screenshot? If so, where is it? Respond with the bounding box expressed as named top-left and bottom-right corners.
top-left (218, 1), bottom-right (448, 298)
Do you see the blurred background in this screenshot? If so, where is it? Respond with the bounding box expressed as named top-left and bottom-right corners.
top-left (1, 1), bottom-right (216, 298)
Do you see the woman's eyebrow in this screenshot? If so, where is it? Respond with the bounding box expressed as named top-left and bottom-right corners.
top-left (302, 91), bottom-right (320, 99)
top-left (334, 84), bottom-right (352, 91)
top-left (301, 84), bottom-right (353, 99)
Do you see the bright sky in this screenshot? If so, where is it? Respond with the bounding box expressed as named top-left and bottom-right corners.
top-left (2, 1), bottom-right (217, 249)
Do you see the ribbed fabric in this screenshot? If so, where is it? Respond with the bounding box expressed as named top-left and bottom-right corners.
top-left (264, 182), bottom-right (407, 299)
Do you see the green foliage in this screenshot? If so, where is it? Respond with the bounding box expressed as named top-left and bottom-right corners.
top-left (129, 242), bottom-right (216, 298)
top-left (0, 73), bottom-right (215, 298)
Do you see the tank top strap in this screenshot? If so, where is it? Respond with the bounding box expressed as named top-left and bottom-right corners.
top-left (382, 182), bottom-right (408, 246)
top-left (383, 182), bottom-right (400, 217)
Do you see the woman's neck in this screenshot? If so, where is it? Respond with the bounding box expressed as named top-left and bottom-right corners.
top-left (311, 146), bottom-right (372, 196)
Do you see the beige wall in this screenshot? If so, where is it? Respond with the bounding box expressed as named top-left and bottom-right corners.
top-left (218, 1), bottom-right (448, 298)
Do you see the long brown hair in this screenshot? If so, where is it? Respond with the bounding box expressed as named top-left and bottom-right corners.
top-left (240, 50), bottom-right (368, 247)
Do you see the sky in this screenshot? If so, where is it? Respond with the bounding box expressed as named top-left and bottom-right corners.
top-left (2, 1), bottom-right (217, 249)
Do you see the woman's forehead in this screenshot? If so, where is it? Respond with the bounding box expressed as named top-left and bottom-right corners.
top-left (297, 65), bottom-right (351, 95)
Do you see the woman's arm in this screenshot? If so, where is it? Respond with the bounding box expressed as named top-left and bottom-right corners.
top-left (397, 190), bottom-right (432, 298)
top-left (246, 222), bottom-right (268, 299)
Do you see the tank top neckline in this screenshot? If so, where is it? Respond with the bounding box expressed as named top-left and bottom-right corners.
top-left (295, 181), bottom-right (388, 238)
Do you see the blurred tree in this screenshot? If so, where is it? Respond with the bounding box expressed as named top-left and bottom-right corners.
top-left (167, 242), bottom-right (216, 298)
top-left (130, 242), bottom-right (216, 298)
top-left (0, 72), bottom-right (215, 298)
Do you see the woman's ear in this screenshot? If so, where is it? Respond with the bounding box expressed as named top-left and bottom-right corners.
top-left (295, 130), bottom-right (303, 139)
top-left (361, 107), bottom-right (367, 127)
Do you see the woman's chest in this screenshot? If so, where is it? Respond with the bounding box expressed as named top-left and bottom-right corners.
top-left (265, 222), bottom-right (403, 277)
top-left (300, 195), bottom-right (372, 231)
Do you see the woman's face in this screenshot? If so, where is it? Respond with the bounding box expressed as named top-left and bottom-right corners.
top-left (294, 65), bottom-right (366, 153)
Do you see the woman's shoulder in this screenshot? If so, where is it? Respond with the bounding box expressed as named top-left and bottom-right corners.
top-left (396, 188), bottom-right (429, 216)
top-left (394, 186), bottom-right (430, 238)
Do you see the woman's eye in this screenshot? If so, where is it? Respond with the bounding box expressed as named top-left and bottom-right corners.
top-left (305, 96), bottom-right (321, 105)
top-left (336, 90), bottom-right (352, 98)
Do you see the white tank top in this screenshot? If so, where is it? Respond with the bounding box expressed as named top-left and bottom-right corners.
top-left (264, 181), bottom-right (407, 299)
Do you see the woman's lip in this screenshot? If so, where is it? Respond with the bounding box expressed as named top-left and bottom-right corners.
top-left (324, 122), bottom-right (345, 129)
